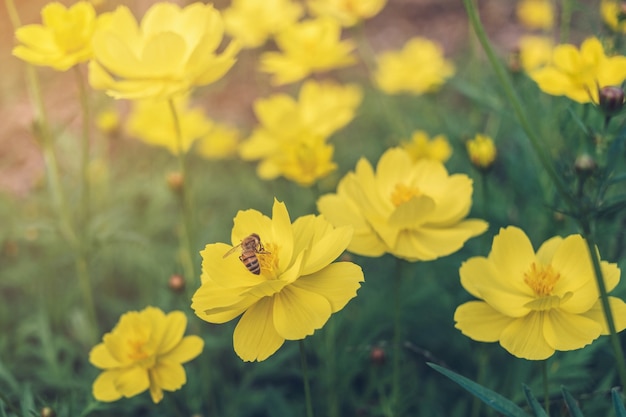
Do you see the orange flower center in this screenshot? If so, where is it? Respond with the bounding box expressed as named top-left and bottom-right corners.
top-left (390, 183), bottom-right (421, 206)
top-left (259, 242), bottom-right (279, 277)
top-left (524, 262), bottom-right (560, 296)
top-left (127, 338), bottom-right (151, 362)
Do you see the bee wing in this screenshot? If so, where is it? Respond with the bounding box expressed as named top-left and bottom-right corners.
top-left (223, 243), bottom-right (242, 258)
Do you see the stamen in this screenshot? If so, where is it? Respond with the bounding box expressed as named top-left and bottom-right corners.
top-left (523, 262), bottom-right (560, 297)
top-left (390, 183), bottom-right (421, 206)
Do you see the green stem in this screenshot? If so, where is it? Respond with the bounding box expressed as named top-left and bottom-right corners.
top-left (579, 220), bottom-right (626, 389)
top-left (542, 360), bottom-right (550, 416)
top-left (559, 0), bottom-right (572, 44)
top-left (390, 258), bottom-right (405, 417)
top-left (167, 99), bottom-right (197, 290)
top-left (462, 0), bottom-right (575, 210)
top-left (74, 66), bottom-right (91, 234)
top-left (299, 340), bottom-right (315, 417)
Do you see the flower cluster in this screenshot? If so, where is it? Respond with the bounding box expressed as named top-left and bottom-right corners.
top-left (401, 130), bottom-right (452, 163)
top-left (191, 199), bottom-right (364, 361)
top-left (455, 227), bottom-right (626, 360)
top-left (317, 148), bottom-right (488, 261)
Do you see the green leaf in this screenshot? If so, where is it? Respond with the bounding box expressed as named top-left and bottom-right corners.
top-left (522, 384), bottom-right (548, 417)
top-left (560, 386), bottom-right (584, 417)
top-left (427, 363), bottom-right (531, 417)
top-left (612, 388), bottom-right (626, 417)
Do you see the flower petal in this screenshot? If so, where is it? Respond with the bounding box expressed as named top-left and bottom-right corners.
top-left (156, 310), bottom-right (187, 355)
top-left (581, 297), bottom-right (626, 334)
top-left (89, 343), bottom-right (122, 369)
top-left (543, 309), bottom-right (601, 351)
top-left (454, 301), bottom-right (515, 342)
top-left (114, 365), bottom-right (150, 398)
top-left (273, 285), bottom-right (332, 340)
top-left (292, 262), bottom-right (364, 312)
top-left (160, 335), bottom-right (204, 364)
top-left (499, 312), bottom-right (554, 360)
top-left (233, 297), bottom-right (284, 361)
top-left (92, 370), bottom-right (123, 402)
top-left (150, 361), bottom-right (186, 392)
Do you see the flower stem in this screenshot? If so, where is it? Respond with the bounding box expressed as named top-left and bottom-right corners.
top-left (167, 99), bottom-right (197, 290)
top-left (299, 340), bottom-right (315, 417)
top-left (579, 220), bottom-right (626, 390)
top-left (73, 66), bottom-right (91, 235)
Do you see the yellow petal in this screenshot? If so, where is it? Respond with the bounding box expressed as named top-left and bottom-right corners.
top-left (454, 301), bottom-right (515, 342)
top-left (114, 366), bottom-right (150, 398)
top-left (499, 312), bottom-right (554, 360)
top-left (233, 298), bottom-right (285, 361)
top-left (293, 262), bottom-right (364, 312)
top-left (140, 32), bottom-right (186, 76)
top-left (535, 236), bottom-right (562, 264)
top-left (488, 226), bottom-right (536, 290)
top-left (160, 335), bottom-right (204, 364)
top-left (150, 361), bottom-right (186, 392)
top-left (271, 199), bottom-right (294, 271)
top-left (298, 223), bottom-right (353, 276)
top-left (543, 309), bottom-right (601, 351)
top-left (89, 343), bottom-right (122, 369)
top-left (156, 310), bottom-right (187, 355)
top-left (387, 195), bottom-right (435, 228)
top-left (273, 285), bottom-right (332, 340)
top-left (582, 297), bottom-right (626, 334)
top-left (92, 370), bottom-right (123, 402)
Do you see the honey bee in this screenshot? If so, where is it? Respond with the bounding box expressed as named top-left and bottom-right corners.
top-left (223, 233), bottom-right (270, 275)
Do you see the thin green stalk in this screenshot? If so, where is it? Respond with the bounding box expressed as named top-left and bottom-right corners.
top-left (299, 340), bottom-right (315, 417)
top-left (167, 99), bottom-right (197, 289)
top-left (579, 221), bottom-right (626, 390)
top-left (0, 390), bottom-right (22, 417)
top-left (542, 360), bottom-right (550, 416)
top-left (73, 66), bottom-right (91, 233)
top-left (462, 0), bottom-right (576, 210)
top-left (559, 0), bottom-right (573, 44)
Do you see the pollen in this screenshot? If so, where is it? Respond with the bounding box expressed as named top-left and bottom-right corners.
top-left (390, 183), bottom-right (421, 206)
top-left (258, 242), bottom-right (280, 277)
top-left (524, 262), bottom-right (560, 296)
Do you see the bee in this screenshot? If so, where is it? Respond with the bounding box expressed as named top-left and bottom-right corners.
top-left (223, 233), bottom-right (270, 275)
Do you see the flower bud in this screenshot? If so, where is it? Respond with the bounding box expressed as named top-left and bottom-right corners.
top-left (166, 171), bottom-right (184, 194)
top-left (168, 274), bottom-right (186, 293)
top-left (466, 134), bottom-right (497, 170)
top-left (370, 347), bottom-right (386, 365)
top-left (598, 86), bottom-right (625, 115)
top-left (574, 153), bottom-right (597, 175)
top-left (40, 407), bottom-right (56, 417)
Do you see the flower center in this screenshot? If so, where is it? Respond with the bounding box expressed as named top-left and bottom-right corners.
top-left (524, 262), bottom-right (560, 296)
top-left (258, 242), bottom-right (280, 277)
top-left (390, 183), bottom-right (421, 206)
top-left (127, 338), bottom-right (152, 363)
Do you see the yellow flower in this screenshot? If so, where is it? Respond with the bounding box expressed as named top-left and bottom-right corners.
top-left (95, 108), bottom-right (120, 135)
top-left (601, 0), bottom-right (626, 33)
top-left (518, 35), bottom-right (553, 72)
top-left (454, 226), bottom-right (626, 360)
top-left (89, 307), bottom-right (204, 403)
top-left (259, 17), bottom-right (356, 85)
top-left (529, 37), bottom-right (626, 103)
top-left (126, 95), bottom-right (212, 155)
top-left (89, 2), bottom-right (239, 99)
top-left (374, 37), bottom-right (455, 95)
top-left (401, 130), bottom-right (452, 163)
top-left (466, 134), bottom-right (497, 169)
top-left (12, 1), bottom-right (97, 71)
top-left (307, 0), bottom-right (387, 27)
top-left (317, 148), bottom-right (488, 261)
top-left (516, 0), bottom-right (554, 30)
top-left (191, 199), bottom-right (364, 362)
top-left (223, 0), bottom-right (303, 48)
top-left (195, 123), bottom-right (240, 160)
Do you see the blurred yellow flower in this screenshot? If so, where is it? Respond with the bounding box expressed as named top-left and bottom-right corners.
top-left (95, 108), bottom-right (120, 134)
top-left (454, 226), bottom-right (626, 360)
top-left (401, 130), bottom-right (452, 163)
top-left (317, 148), bottom-right (488, 261)
top-left (12, 1), bottom-right (97, 71)
top-left (259, 17), bottom-right (356, 85)
top-left (374, 37), bottom-right (455, 95)
top-left (191, 199), bottom-right (364, 362)
top-left (307, 0), bottom-right (387, 27)
top-left (89, 306), bottom-right (204, 403)
top-left (516, 0), bottom-right (554, 30)
top-left (126, 96), bottom-right (212, 155)
top-left (223, 0), bottom-right (303, 48)
top-left (195, 123), bottom-right (240, 160)
top-left (601, 0), bottom-right (626, 33)
top-left (529, 37), bottom-right (626, 103)
top-left (89, 2), bottom-right (239, 99)
top-left (466, 134), bottom-right (496, 169)
top-left (518, 35), bottom-right (553, 72)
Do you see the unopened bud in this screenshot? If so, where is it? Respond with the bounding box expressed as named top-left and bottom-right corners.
top-left (598, 86), bottom-right (625, 115)
top-left (166, 171), bottom-right (184, 194)
top-left (370, 347), bottom-right (386, 365)
top-left (40, 407), bottom-right (56, 417)
top-left (168, 274), bottom-right (186, 293)
top-left (574, 154), bottom-right (597, 175)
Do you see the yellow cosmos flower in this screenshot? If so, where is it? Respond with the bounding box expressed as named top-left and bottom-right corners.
top-left (195, 123), bottom-right (240, 160)
top-left (529, 37), bottom-right (626, 103)
top-left (317, 148), bottom-right (488, 261)
top-left (191, 199), bottom-right (364, 362)
top-left (126, 95), bottom-right (212, 155)
top-left (95, 108), bottom-right (120, 135)
top-left (374, 37), bottom-right (455, 95)
top-left (223, 0), bottom-right (303, 48)
top-left (89, 2), bottom-right (239, 99)
top-left (601, 0), bottom-right (626, 33)
top-left (307, 0), bottom-right (387, 27)
top-left (259, 17), bottom-right (356, 85)
top-left (518, 35), bottom-right (553, 72)
top-left (466, 133), bottom-right (497, 169)
top-left (516, 0), bottom-right (554, 31)
top-left (454, 226), bottom-right (626, 360)
top-left (12, 1), bottom-right (97, 71)
top-left (89, 306), bottom-right (204, 403)
top-left (401, 130), bottom-right (452, 163)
